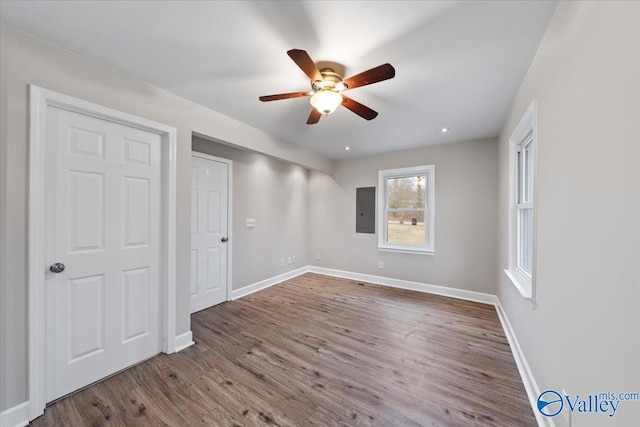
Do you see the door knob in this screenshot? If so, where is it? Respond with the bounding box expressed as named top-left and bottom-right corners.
top-left (50, 263), bottom-right (65, 273)
top-left (221, 237), bottom-right (228, 243)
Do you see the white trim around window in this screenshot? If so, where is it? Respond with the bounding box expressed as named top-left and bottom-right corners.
top-left (377, 165), bottom-right (435, 254)
top-left (505, 101), bottom-right (537, 301)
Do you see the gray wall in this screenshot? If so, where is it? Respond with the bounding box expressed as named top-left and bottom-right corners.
top-left (0, 23), bottom-right (330, 412)
top-left (497, 2), bottom-right (640, 426)
top-left (192, 137), bottom-right (309, 290)
top-left (309, 138), bottom-right (499, 294)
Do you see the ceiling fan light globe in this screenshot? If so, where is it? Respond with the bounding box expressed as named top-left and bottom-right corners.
top-left (310, 90), bottom-right (343, 115)
top-left (335, 81), bottom-right (347, 91)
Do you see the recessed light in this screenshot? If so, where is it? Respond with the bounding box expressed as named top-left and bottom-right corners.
top-left (345, 146), bottom-right (350, 151)
top-left (441, 127), bottom-right (449, 133)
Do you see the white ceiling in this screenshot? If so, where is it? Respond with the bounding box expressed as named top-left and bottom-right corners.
top-left (1, 0), bottom-right (557, 160)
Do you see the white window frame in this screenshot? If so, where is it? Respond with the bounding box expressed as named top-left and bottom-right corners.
top-left (377, 165), bottom-right (435, 254)
top-left (505, 101), bottom-right (537, 301)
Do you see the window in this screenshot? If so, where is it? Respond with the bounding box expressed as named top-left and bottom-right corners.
top-left (506, 101), bottom-right (537, 299)
top-left (377, 165), bottom-right (435, 254)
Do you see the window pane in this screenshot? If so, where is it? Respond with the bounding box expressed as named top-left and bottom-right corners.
top-left (386, 176), bottom-right (426, 209)
top-left (516, 150), bottom-right (522, 203)
top-left (387, 211), bottom-right (425, 245)
top-left (517, 208), bottom-right (533, 274)
top-left (523, 141), bottom-right (533, 203)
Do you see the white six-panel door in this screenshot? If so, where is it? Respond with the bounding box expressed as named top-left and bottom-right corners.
top-left (45, 106), bottom-right (162, 401)
top-left (190, 154), bottom-right (229, 313)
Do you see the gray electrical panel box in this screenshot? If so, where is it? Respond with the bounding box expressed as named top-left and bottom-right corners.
top-left (356, 187), bottom-right (375, 234)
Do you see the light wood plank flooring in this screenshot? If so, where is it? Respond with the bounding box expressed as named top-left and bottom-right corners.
top-left (30, 273), bottom-right (536, 426)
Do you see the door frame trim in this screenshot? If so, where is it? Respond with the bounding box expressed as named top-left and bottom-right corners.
top-left (191, 151), bottom-right (233, 305)
top-left (27, 85), bottom-right (178, 419)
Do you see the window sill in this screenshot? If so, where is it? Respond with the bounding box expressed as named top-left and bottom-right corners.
top-left (504, 269), bottom-right (532, 300)
top-left (378, 246), bottom-right (434, 255)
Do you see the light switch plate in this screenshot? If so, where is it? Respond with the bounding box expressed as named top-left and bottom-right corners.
top-left (246, 218), bottom-right (256, 228)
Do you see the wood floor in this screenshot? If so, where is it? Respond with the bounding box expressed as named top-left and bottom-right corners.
top-left (30, 273), bottom-right (536, 426)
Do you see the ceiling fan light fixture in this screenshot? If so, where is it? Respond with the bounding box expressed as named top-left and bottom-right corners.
top-left (260, 49), bottom-right (395, 123)
top-left (310, 90), bottom-right (343, 115)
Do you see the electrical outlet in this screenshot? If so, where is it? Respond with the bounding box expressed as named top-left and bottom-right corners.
top-left (562, 389), bottom-right (571, 426)
top-left (316, 253), bottom-right (321, 261)
top-left (246, 218), bottom-right (256, 228)
top-left (292, 256), bottom-right (296, 264)
top-left (378, 261), bottom-right (384, 269)
top-left (287, 256), bottom-right (292, 265)
top-left (280, 259), bottom-right (284, 268)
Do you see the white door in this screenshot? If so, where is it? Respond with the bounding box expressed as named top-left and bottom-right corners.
top-left (45, 106), bottom-right (162, 401)
top-left (190, 154), bottom-right (229, 313)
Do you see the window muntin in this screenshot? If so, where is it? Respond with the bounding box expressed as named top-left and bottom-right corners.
top-left (378, 166), bottom-right (434, 254)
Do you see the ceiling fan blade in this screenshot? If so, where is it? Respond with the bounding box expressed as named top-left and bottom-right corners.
top-left (341, 96), bottom-right (379, 120)
top-left (342, 63), bottom-right (395, 90)
top-left (259, 91), bottom-right (310, 102)
top-left (307, 108), bottom-right (322, 125)
top-left (287, 49), bottom-right (323, 82)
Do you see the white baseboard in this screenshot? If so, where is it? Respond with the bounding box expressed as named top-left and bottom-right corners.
top-left (309, 266), bottom-right (497, 305)
top-left (174, 331), bottom-right (194, 353)
top-left (0, 401), bottom-right (30, 427)
top-left (494, 299), bottom-right (549, 427)
top-left (231, 266), bottom-right (310, 300)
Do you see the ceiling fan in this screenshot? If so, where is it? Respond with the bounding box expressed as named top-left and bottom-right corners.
top-left (259, 49), bottom-right (395, 124)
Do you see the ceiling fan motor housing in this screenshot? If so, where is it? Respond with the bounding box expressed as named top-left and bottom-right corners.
top-left (312, 68), bottom-right (347, 92)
